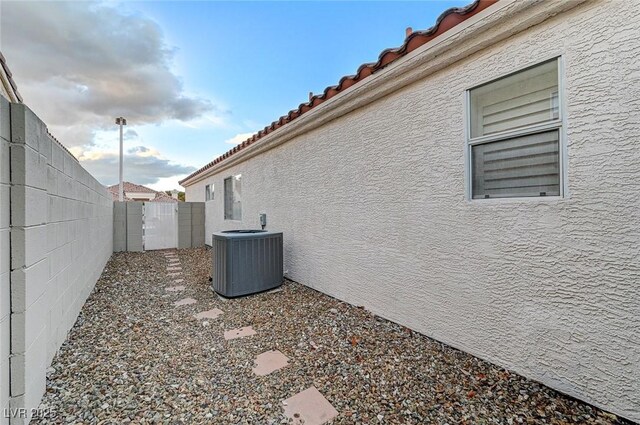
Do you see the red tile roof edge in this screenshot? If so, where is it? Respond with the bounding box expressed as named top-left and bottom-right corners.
top-left (108, 181), bottom-right (159, 194)
top-left (0, 51), bottom-right (23, 103)
top-left (180, 0), bottom-right (496, 186)
top-left (107, 182), bottom-right (180, 202)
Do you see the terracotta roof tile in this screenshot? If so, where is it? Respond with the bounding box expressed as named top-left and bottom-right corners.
top-left (0, 51), bottom-right (23, 102)
top-left (107, 182), bottom-right (179, 202)
top-left (107, 185), bottom-right (133, 201)
top-left (151, 192), bottom-right (178, 203)
top-left (108, 181), bottom-right (158, 194)
top-left (180, 0), bottom-right (496, 185)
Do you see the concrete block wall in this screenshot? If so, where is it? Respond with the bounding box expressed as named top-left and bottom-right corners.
top-left (0, 96), bottom-right (11, 425)
top-left (176, 203), bottom-right (192, 249)
top-left (8, 103), bottom-right (113, 423)
top-left (113, 201), bottom-right (203, 252)
top-left (113, 202), bottom-right (126, 252)
top-left (125, 202), bottom-right (143, 252)
top-left (190, 203), bottom-right (205, 247)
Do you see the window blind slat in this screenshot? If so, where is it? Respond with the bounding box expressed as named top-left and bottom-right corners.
top-left (483, 174), bottom-right (559, 190)
top-left (470, 60), bottom-right (558, 138)
top-left (484, 164), bottom-right (560, 181)
top-left (483, 140), bottom-right (558, 162)
top-left (483, 153), bottom-right (558, 171)
top-left (472, 130), bottom-right (560, 199)
top-left (484, 109), bottom-right (555, 135)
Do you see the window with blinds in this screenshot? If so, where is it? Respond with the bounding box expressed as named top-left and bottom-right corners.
top-left (468, 59), bottom-right (563, 199)
top-left (224, 175), bottom-right (242, 220)
top-left (205, 184), bottom-right (214, 201)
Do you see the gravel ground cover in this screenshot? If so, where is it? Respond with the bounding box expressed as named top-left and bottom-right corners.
top-left (38, 248), bottom-right (627, 424)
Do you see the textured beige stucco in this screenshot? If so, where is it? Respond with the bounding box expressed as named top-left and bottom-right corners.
top-left (186, 1), bottom-right (640, 420)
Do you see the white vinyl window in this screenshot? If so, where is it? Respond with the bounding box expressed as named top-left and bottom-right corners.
top-left (205, 184), bottom-right (214, 201)
top-left (224, 174), bottom-right (242, 220)
top-left (467, 58), bottom-right (564, 199)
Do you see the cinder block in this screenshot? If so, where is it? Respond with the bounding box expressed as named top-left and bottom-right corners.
top-left (0, 320), bottom-right (8, 425)
top-left (178, 223), bottom-right (192, 249)
top-left (11, 293), bottom-right (47, 357)
top-left (0, 139), bottom-right (9, 184)
top-left (11, 224), bottom-right (48, 269)
top-left (0, 271), bottom-right (9, 322)
top-left (62, 152), bottom-right (73, 177)
top-left (10, 104), bottom-right (47, 152)
top-left (51, 142), bottom-right (64, 171)
top-left (9, 324), bottom-right (46, 406)
top-left (11, 186), bottom-right (48, 227)
top-left (0, 358), bottom-right (8, 421)
top-left (46, 165), bottom-right (58, 195)
top-left (0, 229), bottom-right (8, 276)
top-left (11, 145), bottom-right (48, 190)
top-left (191, 233), bottom-right (205, 247)
top-left (189, 203), bottom-right (205, 248)
top-left (126, 201), bottom-right (143, 216)
top-left (11, 258), bottom-right (49, 313)
top-left (0, 315), bottom-right (9, 361)
top-left (71, 239), bottom-right (82, 260)
top-left (48, 246), bottom-right (63, 279)
top-left (0, 185), bottom-right (8, 229)
top-left (40, 133), bottom-right (52, 162)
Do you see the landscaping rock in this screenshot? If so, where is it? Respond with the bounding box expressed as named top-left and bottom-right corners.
top-left (38, 248), bottom-right (625, 424)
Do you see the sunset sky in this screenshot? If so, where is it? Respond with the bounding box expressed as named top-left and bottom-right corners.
top-left (1, 1), bottom-right (465, 190)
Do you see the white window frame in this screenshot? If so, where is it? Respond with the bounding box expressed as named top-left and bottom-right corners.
top-left (205, 184), bottom-right (214, 201)
top-left (224, 174), bottom-right (242, 221)
top-left (464, 56), bottom-right (569, 201)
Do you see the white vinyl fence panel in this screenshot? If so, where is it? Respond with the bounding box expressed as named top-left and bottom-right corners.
top-left (144, 202), bottom-right (177, 250)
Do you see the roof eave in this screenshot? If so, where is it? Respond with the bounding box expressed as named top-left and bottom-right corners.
top-left (181, 0), bottom-right (584, 187)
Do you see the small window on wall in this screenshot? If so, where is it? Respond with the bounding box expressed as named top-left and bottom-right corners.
top-left (224, 174), bottom-right (242, 220)
top-left (467, 58), bottom-right (564, 199)
top-left (205, 184), bottom-right (214, 201)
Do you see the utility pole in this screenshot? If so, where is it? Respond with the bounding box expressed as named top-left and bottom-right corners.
top-left (115, 117), bottom-right (127, 201)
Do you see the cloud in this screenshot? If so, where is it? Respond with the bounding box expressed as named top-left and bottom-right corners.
top-left (124, 129), bottom-right (139, 140)
top-left (0, 1), bottom-right (221, 148)
top-left (77, 146), bottom-right (196, 186)
top-left (224, 132), bottom-right (256, 145)
top-left (127, 145), bottom-right (153, 155)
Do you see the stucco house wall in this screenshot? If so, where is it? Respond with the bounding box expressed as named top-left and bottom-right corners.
top-left (185, 0), bottom-right (640, 421)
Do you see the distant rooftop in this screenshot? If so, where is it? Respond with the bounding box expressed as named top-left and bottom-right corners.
top-left (107, 182), bottom-right (179, 202)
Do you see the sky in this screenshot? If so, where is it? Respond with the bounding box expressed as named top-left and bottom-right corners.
top-left (0, 0), bottom-right (466, 191)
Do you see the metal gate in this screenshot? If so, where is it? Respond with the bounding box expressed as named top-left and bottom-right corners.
top-left (143, 202), bottom-right (177, 250)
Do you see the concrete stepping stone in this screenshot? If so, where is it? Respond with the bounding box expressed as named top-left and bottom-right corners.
top-left (194, 308), bottom-right (223, 320)
top-left (165, 285), bottom-right (186, 292)
top-left (282, 387), bottom-right (338, 425)
top-left (167, 266), bottom-right (182, 271)
top-left (168, 272), bottom-right (182, 277)
top-left (252, 350), bottom-right (289, 376)
top-left (174, 298), bottom-right (197, 307)
top-left (224, 326), bottom-right (256, 340)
